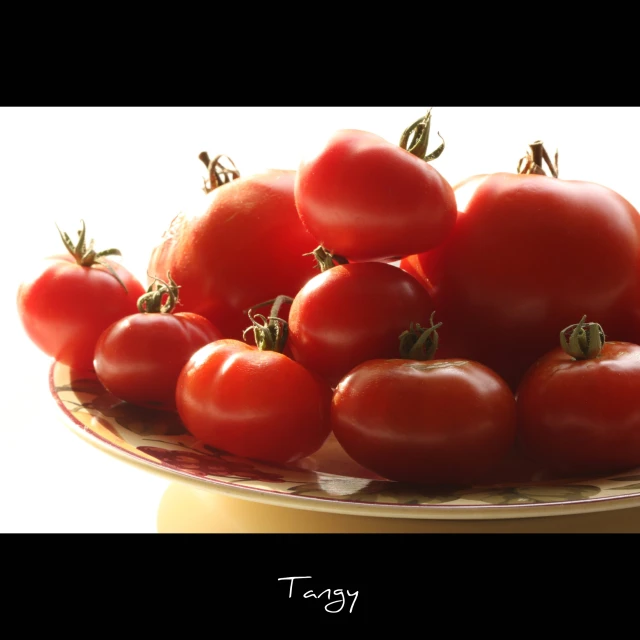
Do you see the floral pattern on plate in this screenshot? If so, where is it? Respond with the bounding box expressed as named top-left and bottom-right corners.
top-left (50, 361), bottom-right (640, 519)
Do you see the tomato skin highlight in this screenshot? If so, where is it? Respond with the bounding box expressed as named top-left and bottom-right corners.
top-left (175, 340), bottom-right (332, 464)
top-left (401, 172), bottom-right (640, 390)
top-left (94, 312), bottom-right (223, 412)
top-left (147, 170), bottom-right (319, 341)
top-left (331, 358), bottom-right (516, 485)
top-left (516, 341), bottom-right (640, 477)
top-left (17, 255), bottom-right (145, 371)
top-left (287, 261), bottom-right (436, 388)
top-left (295, 129), bottom-right (458, 262)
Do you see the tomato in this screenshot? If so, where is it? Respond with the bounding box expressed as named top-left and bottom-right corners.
top-left (516, 317), bottom-right (640, 478)
top-left (175, 339), bottom-right (332, 464)
top-left (287, 260), bottom-right (436, 388)
top-left (147, 155), bottom-right (319, 341)
top-left (331, 358), bottom-right (517, 485)
top-left (94, 276), bottom-right (223, 412)
top-left (400, 143), bottom-right (640, 391)
top-left (16, 221), bottom-right (146, 371)
top-left (294, 111), bottom-right (457, 262)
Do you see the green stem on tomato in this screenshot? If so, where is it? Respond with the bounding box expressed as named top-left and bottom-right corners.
top-left (303, 245), bottom-right (349, 272)
top-left (242, 295), bottom-right (294, 353)
top-left (399, 108), bottom-right (445, 162)
top-left (559, 315), bottom-right (605, 360)
top-left (398, 312), bottom-right (442, 360)
top-left (137, 273), bottom-right (181, 313)
top-left (55, 219), bottom-right (127, 292)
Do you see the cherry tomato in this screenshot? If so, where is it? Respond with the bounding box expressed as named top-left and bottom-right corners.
top-left (401, 143), bottom-right (640, 390)
top-left (16, 221), bottom-right (145, 371)
top-left (331, 357), bottom-right (517, 485)
top-left (516, 317), bottom-right (640, 477)
top-left (176, 339), bottom-right (332, 464)
top-left (294, 111), bottom-right (457, 262)
top-left (287, 259), bottom-right (436, 388)
top-left (147, 154), bottom-right (319, 340)
top-left (94, 276), bottom-right (223, 412)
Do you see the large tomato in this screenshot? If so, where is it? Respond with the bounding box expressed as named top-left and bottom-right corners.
top-left (17, 221), bottom-right (145, 371)
top-left (516, 317), bottom-right (640, 477)
top-left (331, 357), bottom-right (517, 485)
top-left (287, 259), bottom-right (436, 388)
top-left (148, 154), bottom-right (319, 340)
top-left (176, 339), bottom-right (332, 464)
top-left (401, 142), bottom-right (640, 390)
top-left (94, 275), bottom-right (223, 412)
top-left (294, 110), bottom-right (457, 262)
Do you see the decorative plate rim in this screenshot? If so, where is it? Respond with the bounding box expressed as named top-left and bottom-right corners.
top-left (49, 361), bottom-right (640, 521)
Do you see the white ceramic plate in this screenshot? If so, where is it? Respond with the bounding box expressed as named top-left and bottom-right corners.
top-left (50, 361), bottom-right (640, 520)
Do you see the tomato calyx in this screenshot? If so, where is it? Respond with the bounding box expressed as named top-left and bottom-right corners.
top-left (198, 151), bottom-right (241, 194)
top-left (243, 295), bottom-right (293, 353)
top-left (398, 311), bottom-right (442, 360)
top-left (517, 140), bottom-right (559, 177)
top-left (56, 219), bottom-right (128, 292)
top-left (559, 315), bottom-right (606, 360)
top-left (303, 245), bottom-right (349, 272)
top-left (137, 273), bottom-right (181, 314)
top-left (399, 108), bottom-right (445, 162)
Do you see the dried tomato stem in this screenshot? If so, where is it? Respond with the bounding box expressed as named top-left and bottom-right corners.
top-left (399, 108), bottom-right (445, 162)
top-left (517, 140), bottom-right (559, 178)
top-left (398, 312), bottom-right (442, 360)
top-left (559, 315), bottom-right (605, 360)
top-left (268, 295), bottom-right (293, 321)
top-left (303, 245), bottom-right (348, 272)
top-left (138, 273), bottom-right (181, 313)
top-left (199, 152), bottom-right (241, 193)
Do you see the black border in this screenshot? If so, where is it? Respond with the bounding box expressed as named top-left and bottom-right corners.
top-left (7, 531), bottom-right (631, 625)
top-left (7, 74), bottom-right (637, 624)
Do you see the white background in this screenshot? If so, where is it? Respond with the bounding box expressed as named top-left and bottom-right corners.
top-left (3, 107), bottom-right (640, 532)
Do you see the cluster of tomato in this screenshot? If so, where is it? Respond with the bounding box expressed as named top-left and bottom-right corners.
top-left (17, 110), bottom-right (640, 487)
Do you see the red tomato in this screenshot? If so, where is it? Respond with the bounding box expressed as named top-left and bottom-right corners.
top-left (176, 339), bottom-right (332, 464)
top-left (94, 277), bottom-right (223, 412)
top-left (331, 358), bottom-right (517, 485)
top-left (287, 261), bottom-right (436, 388)
top-left (147, 158), bottom-right (319, 341)
top-left (16, 221), bottom-right (145, 371)
top-left (401, 147), bottom-right (640, 391)
top-left (294, 113), bottom-right (457, 262)
top-left (516, 317), bottom-right (640, 477)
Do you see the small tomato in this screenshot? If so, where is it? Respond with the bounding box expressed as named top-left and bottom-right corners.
top-left (176, 324), bottom-right (332, 464)
top-left (287, 256), bottom-right (436, 388)
top-left (94, 275), bottom-right (223, 412)
top-left (516, 317), bottom-right (640, 477)
top-left (16, 221), bottom-right (145, 371)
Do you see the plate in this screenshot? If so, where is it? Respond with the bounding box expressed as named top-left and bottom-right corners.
top-left (50, 360), bottom-right (640, 520)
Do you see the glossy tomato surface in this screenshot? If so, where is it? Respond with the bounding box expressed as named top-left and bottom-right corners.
top-left (331, 358), bottom-right (517, 485)
top-left (516, 341), bottom-right (640, 477)
top-left (287, 261), bottom-right (435, 388)
top-left (295, 129), bottom-right (457, 262)
top-left (401, 173), bottom-right (640, 390)
top-left (94, 311), bottom-right (223, 412)
top-left (176, 340), bottom-right (332, 464)
top-left (17, 255), bottom-right (145, 371)
top-left (148, 170), bottom-right (319, 341)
